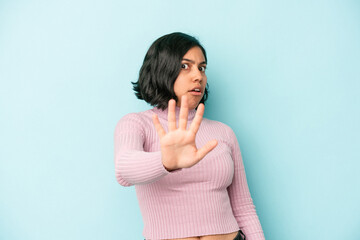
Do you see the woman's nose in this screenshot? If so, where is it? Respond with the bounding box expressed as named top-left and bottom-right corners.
top-left (191, 68), bottom-right (203, 82)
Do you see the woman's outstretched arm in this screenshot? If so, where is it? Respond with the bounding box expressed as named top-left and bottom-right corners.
top-left (114, 95), bottom-right (217, 186)
top-left (114, 113), bottom-right (169, 186)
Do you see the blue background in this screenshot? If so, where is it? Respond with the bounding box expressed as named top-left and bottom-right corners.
top-left (0, 1), bottom-right (359, 239)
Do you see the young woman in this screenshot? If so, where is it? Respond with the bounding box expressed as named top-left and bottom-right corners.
top-left (114, 32), bottom-right (265, 240)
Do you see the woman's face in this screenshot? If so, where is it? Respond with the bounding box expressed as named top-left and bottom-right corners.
top-left (173, 46), bottom-right (207, 110)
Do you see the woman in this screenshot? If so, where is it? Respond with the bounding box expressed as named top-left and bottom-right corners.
top-left (114, 32), bottom-right (265, 240)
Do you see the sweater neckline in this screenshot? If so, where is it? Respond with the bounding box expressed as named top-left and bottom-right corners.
top-left (152, 106), bottom-right (197, 121)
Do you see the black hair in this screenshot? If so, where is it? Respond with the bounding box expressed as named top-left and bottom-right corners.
top-left (132, 32), bottom-right (209, 110)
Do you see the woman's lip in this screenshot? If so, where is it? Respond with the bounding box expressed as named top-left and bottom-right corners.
top-left (189, 86), bottom-right (202, 92)
top-left (188, 91), bottom-right (202, 96)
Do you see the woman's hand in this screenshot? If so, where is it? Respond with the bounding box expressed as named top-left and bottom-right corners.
top-left (152, 95), bottom-right (218, 171)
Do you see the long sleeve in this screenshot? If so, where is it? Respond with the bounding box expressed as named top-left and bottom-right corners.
top-left (226, 127), bottom-right (265, 239)
top-left (114, 113), bottom-right (171, 186)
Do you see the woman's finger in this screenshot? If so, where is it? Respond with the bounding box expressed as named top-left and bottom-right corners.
top-left (189, 103), bottom-right (204, 134)
top-left (152, 114), bottom-right (166, 137)
top-left (168, 99), bottom-right (176, 131)
top-left (196, 139), bottom-right (218, 160)
top-left (179, 95), bottom-right (188, 130)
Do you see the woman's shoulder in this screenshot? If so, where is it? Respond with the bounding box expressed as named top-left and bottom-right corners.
top-left (202, 117), bottom-right (232, 129)
top-left (119, 108), bottom-right (155, 121)
top-left (115, 109), bottom-right (154, 131)
top-left (202, 118), bottom-right (235, 138)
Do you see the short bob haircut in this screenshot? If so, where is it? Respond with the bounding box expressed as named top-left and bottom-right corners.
top-left (132, 32), bottom-right (209, 110)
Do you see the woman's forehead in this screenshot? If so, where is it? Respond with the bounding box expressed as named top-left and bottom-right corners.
top-left (182, 47), bottom-right (206, 63)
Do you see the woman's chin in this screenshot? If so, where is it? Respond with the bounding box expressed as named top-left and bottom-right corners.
top-left (176, 94), bottom-right (203, 109)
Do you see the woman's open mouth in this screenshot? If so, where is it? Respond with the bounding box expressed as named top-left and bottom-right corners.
top-left (188, 88), bottom-right (202, 96)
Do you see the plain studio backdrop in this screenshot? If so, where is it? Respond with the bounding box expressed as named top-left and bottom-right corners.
top-left (0, 1), bottom-right (359, 239)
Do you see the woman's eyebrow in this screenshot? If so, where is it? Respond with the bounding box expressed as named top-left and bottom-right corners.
top-left (182, 58), bottom-right (207, 65)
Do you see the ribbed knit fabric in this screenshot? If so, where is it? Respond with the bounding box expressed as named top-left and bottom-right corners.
top-left (114, 107), bottom-right (265, 240)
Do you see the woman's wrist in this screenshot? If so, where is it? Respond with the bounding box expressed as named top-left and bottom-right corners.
top-left (162, 158), bottom-right (178, 172)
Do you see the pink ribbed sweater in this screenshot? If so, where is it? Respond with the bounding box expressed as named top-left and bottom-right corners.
top-left (114, 107), bottom-right (265, 240)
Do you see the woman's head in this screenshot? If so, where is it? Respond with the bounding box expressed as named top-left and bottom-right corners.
top-left (132, 32), bottom-right (208, 110)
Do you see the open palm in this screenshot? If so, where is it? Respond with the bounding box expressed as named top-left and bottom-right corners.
top-left (152, 95), bottom-right (218, 171)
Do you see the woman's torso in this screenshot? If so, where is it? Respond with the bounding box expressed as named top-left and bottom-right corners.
top-left (133, 110), bottom-right (240, 240)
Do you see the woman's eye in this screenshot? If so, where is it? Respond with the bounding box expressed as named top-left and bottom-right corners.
top-left (181, 63), bottom-right (189, 69)
top-left (199, 66), bottom-right (206, 72)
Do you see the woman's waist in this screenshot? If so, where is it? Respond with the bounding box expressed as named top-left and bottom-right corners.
top-left (165, 230), bottom-right (240, 240)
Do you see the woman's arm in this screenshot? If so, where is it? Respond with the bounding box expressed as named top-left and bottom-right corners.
top-left (114, 96), bottom-right (218, 187)
top-left (114, 113), bottom-right (171, 186)
top-left (226, 127), bottom-right (265, 240)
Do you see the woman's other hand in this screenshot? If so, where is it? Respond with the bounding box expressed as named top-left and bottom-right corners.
top-left (152, 95), bottom-right (218, 171)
